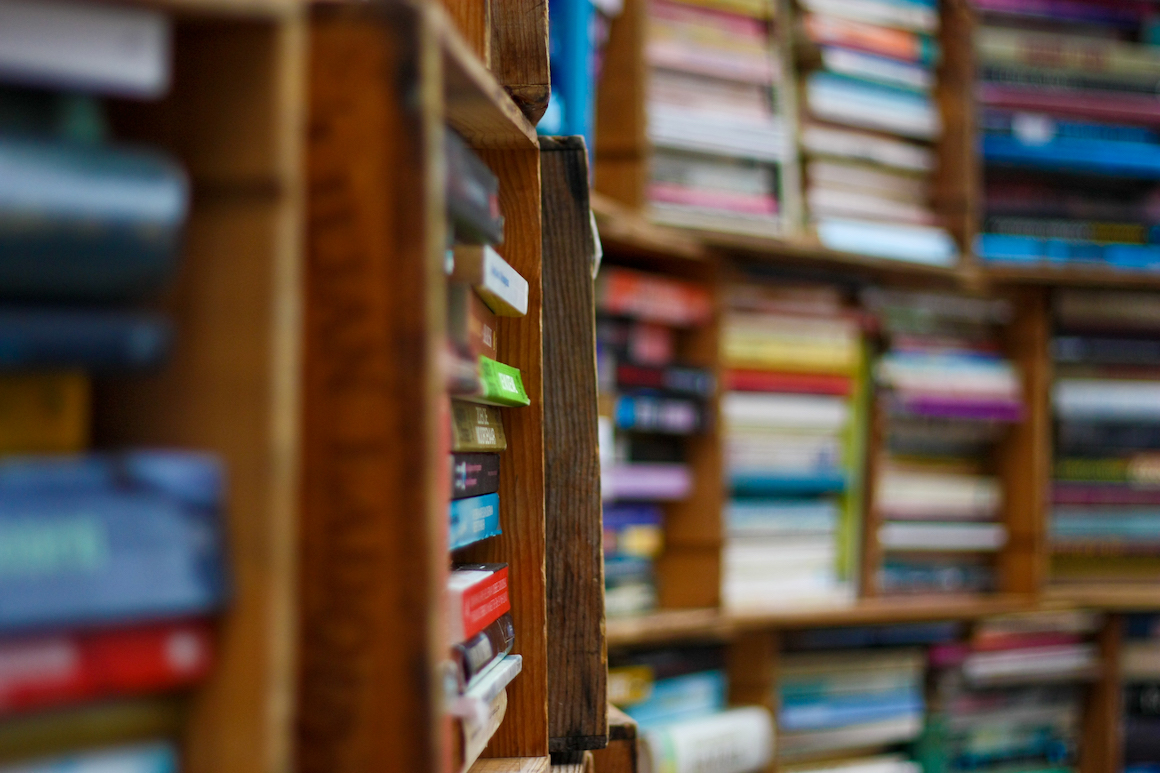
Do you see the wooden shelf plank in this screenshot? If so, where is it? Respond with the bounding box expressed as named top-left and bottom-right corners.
top-left (606, 595), bottom-right (1039, 647)
top-left (131, 0), bottom-right (299, 19)
top-left (591, 193), bottom-right (709, 262)
top-left (982, 263), bottom-right (1160, 290)
top-left (469, 758), bottom-right (551, 773)
top-left (1046, 584), bottom-right (1160, 610)
top-left (434, 4), bottom-right (538, 150)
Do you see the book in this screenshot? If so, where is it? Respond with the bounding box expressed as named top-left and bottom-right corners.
top-left (445, 564), bottom-right (510, 644)
top-left (875, 469), bottom-right (1001, 520)
top-left (451, 246), bottom-right (528, 318)
top-left (0, 309), bottom-right (172, 371)
top-left (982, 134), bottom-right (1160, 179)
top-left (457, 356), bottom-right (529, 407)
top-left (815, 217), bottom-right (958, 266)
top-left (0, 620), bottom-right (212, 715)
top-left (602, 463), bottom-right (692, 501)
top-left (981, 64), bottom-right (1160, 96)
top-left (1054, 378), bottom-right (1160, 420)
top-left (614, 394), bottom-right (704, 434)
top-left (451, 612), bottom-right (515, 692)
top-left (808, 158), bottom-right (930, 201)
top-left (973, 0), bottom-right (1147, 27)
top-left (452, 654), bottom-right (522, 715)
top-left (800, 0), bottom-right (938, 32)
top-left (803, 13), bottom-right (939, 64)
top-left (596, 267), bottom-right (713, 327)
top-left (780, 755), bottom-right (921, 773)
top-left (731, 469), bottom-right (847, 495)
top-left (778, 714), bottom-right (924, 758)
top-left (445, 130), bottom-right (503, 245)
top-left (984, 216), bottom-right (1152, 244)
top-left (727, 499), bottom-right (839, 536)
top-left (723, 393), bottom-right (851, 431)
top-left (977, 25), bottom-right (1160, 79)
top-left (725, 369), bottom-right (851, 395)
top-left (963, 644), bottom-right (1098, 684)
top-left (649, 70), bottom-right (776, 121)
top-left (455, 689), bottom-right (506, 773)
top-left (0, 697), bottom-right (184, 763)
top-left (979, 83), bottom-right (1160, 125)
top-left (780, 689), bottom-right (925, 732)
top-left (807, 73), bottom-right (940, 140)
top-left (648, 107), bottom-right (788, 163)
top-left (603, 504), bottom-right (664, 557)
top-left (0, 137), bottom-right (187, 301)
top-left (638, 706), bottom-right (775, 773)
top-left (802, 123), bottom-right (934, 172)
top-left (820, 47), bottom-right (934, 90)
top-left (880, 558), bottom-right (995, 595)
top-left (1054, 482), bottom-right (1160, 506)
top-left (1056, 289), bottom-right (1160, 332)
top-left (0, 0), bottom-right (170, 97)
top-left (616, 363), bottom-right (715, 397)
top-left (448, 493), bottom-right (502, 550)
top-left (976, 232), bottom-right (1160, 269)
top-left (450, 453), bottom-right (499, 500)
top-left (450, 401), bottom-right (507, 452)
top-left (0, 451), bottom-right (227, 631)
top-left (808, 184), bottom-right (935, 225)
top-left (0, 742), bottom-right (178, 773)
top-left (621, 669), bottom-right (728, 727)
top-left (0, 373), bottom-right (88, 454)
top-left (447, 284), bottom-right (498, 361)
top-left (1055, 337), bottom-right (1160, 366)
top-left (878, 522), bottom-right (1008, 551)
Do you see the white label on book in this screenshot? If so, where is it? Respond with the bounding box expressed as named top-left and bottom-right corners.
top-left (0, 0), bottom-right (171, 97)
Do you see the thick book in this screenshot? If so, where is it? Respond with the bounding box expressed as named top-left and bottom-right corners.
top-left (808, 158), bottom-right (930, 201)
top-left (977, 25), bottom-right (1160, 79)
top-left (808, 185), bottom-right (935, 225)
top-left (617, 363), bottom-right (714, 397)
top-left (0, 0), bottom-right (170, 97)
top-left (963, 643), bottom-right (1098, 684)
top-left (451, 612), bottom-right (515, 692)
top-left (446, 564), bottom-right (510, 644)
top-left (725, 369), bottom-right (851, 395)
top-left (0, 451), bottom-right (227, 631)
top-left (976, 232), bottom-right (1160, 269)
top-left (730, 469), bottom-right (847, 496)
top-left (0, 619), bottom-right (212, 715)
top-left (875, 469), bottom-right (1001, 520)
top-left (457, 356), bottom-right (529, 407)
top-left (648, 106), bottom-right (787, 163)
top-left (803, 13), bottom-right (939, 64)
top-left (982, 134), bottom-right (1160, 179)
top-left (0, 137), bottom-right (187, 301)
top-left (800, 0), bottom-right (938, 32)
top-left (878, 522), bottom-right (1008, 551)
top-left (0, 742), bottom-right (178, 773)
top-left (448, 493), bottom-right (501, 551)
top-left (445, 130), bottom-right (503, 245)
top-left (816, 217), bottom-right (958, 266)
top-left (973, 0), bottom-right (1147, 27)
top-left (596, 267), bottom-right (713, 327)
top-left (614, 394), bottom-right (704, 434)
top-left (727, 499), bottom-right (839, 537)
top-left (0, 373), bottom-right (88, 454)
top-left (820, 47), bottom-right (933, 90)
top-left (807, 73), bottom-right (940, 140)
top-left (451, 453), bottom-right (499, 500)
top-left (450, 401), bottom-right (507, 452)
top-left (1054, 378), bottom-right (1160, 420)
top-left (451, 246), bottom-right (528, 318)
top-left (0, 309), bottom-right (172, 371)
top-left (801, 123), bottom-right (934, 172)
top-left (723, 393), bottom-right (850, 431)
top-left (639, 706), bottom-right (774, 773)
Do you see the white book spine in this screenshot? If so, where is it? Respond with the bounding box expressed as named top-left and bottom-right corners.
top-left (640, 706), bottom-right (775, 773)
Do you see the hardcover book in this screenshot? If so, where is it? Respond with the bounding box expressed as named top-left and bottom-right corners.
top-left (446, 563), bottom-right (510, 644)
top-left (450, 453), bottom-right (500, 500)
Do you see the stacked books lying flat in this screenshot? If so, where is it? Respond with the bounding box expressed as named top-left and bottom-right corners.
top-left (445, 129), bottom-right (528, 554)
top-left (920, 610), bottom-right (1100, 773)
top-left (1049, 290), bottom-right (1160, 583)
top-left (721, 281), bottom-right (867, 610)
top-left (444, 565), bottom-right (520, 773)
top-left (777, 645), bottom-right (928, 760)
top-left (646, 0), bottom-right (788, 234)
top-left (972, 0), bottom-right (1160, 271)
top-left (608, 645), bottom-right (774, 773)
top-left (865, 289), bottom-right (1022, 596)
top-left (596, 267), bottom-right (714, 616)
top-left (1123, 614), bottom-right (1160, 771)
top-left (795, 0), bottom-right (956, 266)
top-left (0, 4), bottom-right (235, 766)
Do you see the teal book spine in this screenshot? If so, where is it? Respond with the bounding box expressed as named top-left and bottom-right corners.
top-left (449, 492), bottom-right (501, 550)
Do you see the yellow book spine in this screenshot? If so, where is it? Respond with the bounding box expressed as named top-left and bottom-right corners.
top-left (724, 339), bottom-right (859, 374)
top-left (0, 372), bottom-right (89, 454)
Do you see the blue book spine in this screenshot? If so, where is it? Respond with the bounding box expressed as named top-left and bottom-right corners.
top-left (449, 492), bottom-right (501, 550)
top-left (1, 742), bottom-right (178, 773)
top-left (0, 309), bottom-right (172, 371)
top-left (0, 458), bottom-right (228, 631)
top-left (0, 137), bottom-right (188, 302)
top-left (810, 73), bottom-right (936, 112)
top-left (980, 111), bottom-right (1159, 144)
top-left (779, 689), bottom-right (925, 732)
top-left (603, 503), bottom-right (664, 530)
top-left (977, 233), bottom-right (1160, 271)
top-left (622, 670), bottom-right (727, 728)
top-left (730, 471), bottom-right (847, 496)
top-left (982, 134), bottom-right (1160, 179)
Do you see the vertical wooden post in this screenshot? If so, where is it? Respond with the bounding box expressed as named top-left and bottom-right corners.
top-left (1081, 615), bottom-right (1124, 773)
top-left (594, 0), bottom-right (648, 209)
top-left (540, 136), bottom-right (608, 753)
top-left (591, 707), bottom-right (638, 773)
top-left (728, 630), bottom-right (779, 773)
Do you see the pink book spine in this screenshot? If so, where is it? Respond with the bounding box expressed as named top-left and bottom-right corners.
top-left (650, 182), bottom-right (778, 215)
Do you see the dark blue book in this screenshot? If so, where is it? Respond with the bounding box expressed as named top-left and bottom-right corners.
top-left (0, 451), bottom-right (227, 632)
top-left (0, 308), bottom-right (172, 370)
top-left (730, 470), bottom-right (847, 497)
top-left (0, 136), bottom-right (188, 301)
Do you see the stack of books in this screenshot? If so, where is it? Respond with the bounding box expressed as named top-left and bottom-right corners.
top-left (443, 131), bottom-right (528, 771)
top-left (973, 0), bottom-right (1160, 271)
top-left (920, 611), bottom-right (1099, 773)
top-left (864, 289), bottom-right (1023, 596)
top-left (0, 4), bottom-right (232, 769)
top-left (609, 645), bottom-right (775, 773)
top-left (645, 0), bottom-right (788, 234)
top-left (596, 266), bottom-right (714, 617)
top-left (1049, 290), bottom-right (1160, 583)
top-left (777, 647), bottom-right (926, 760)
top-left (795, 0), bottom-right (956, 265)
top-left (1124, 614), bottom-right (1160, 770)
top-left (720, 282), bottom-right (867, 610)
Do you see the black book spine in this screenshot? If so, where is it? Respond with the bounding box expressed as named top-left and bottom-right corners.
top-left (451, 453), bottom-right (500, 500)
top-left (452, 612), bottom-right (515, 691)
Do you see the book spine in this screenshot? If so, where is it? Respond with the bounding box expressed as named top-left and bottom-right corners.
top-left (0, 621), bottom-right (213, 716)
top-left (978, 27), bottom-right (1160, 78)
top-left (615, 395), bottom-right (704, 434)
top-left (451, 246), bottom-right (528, 317)
top-left (452, 612), bottom-right (515, 691)
top-left (455, 565), bottom-right (510, 642)
top-left (456, 690), bottom-right (507, 773)
top-left (0, 742), bottom-right (179, 773)
top-left (0, 310), bottom-right (173, 371)
top-left (448, 493), bottom-right (502, 552)
top-left (640, 706), bottom-right (775, 773)
top-left (0, 373), bottom-right (88, 454)
top-left (445, 130), bottom-right (504, 246)
top-left (596, 268), bottom-right (713, 327)
top-left (804, 14), bottom-right (938, 64)
top-left (468, 357), bottom-right (530, 407)
top-left (450, 453), bottom-right (500, 500)
top-left (0, 138), bottom-right (186, 302)
top-left (979, 83), bottom-right (1160, 124)
top-left (469, 293), bottom-right (498, 361)
top-left (616, 364), bottom-right (715, 397)
top-left (984, 217), bottom-right (1152, 245)
top-left (981, 64), bottom-right (1160, 96)
top-left (450, 401), bottom-right (508, 452)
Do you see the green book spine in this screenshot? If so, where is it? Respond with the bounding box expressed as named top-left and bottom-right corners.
top-left (464, 357), bottom-right (530, 408)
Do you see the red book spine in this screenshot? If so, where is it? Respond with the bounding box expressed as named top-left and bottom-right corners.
top-left (0, 620), bottom-right (214, 715)
top-left (725, 369), bottom-right (852, 395)
top-left (971, 631), bottom-right (1083, 652)
top-left (469, 293), bottom-right (498, 361)
top-left (456, 567), bottom-right (511, 641)
top-left (980, 83), bottom-right (1160, 123)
